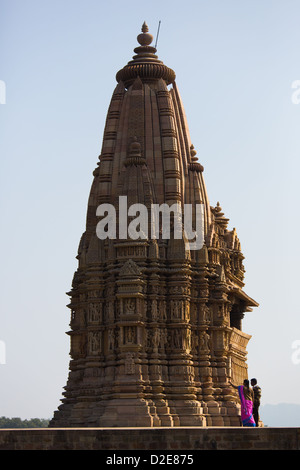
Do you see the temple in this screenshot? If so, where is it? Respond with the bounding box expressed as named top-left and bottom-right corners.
top-left (50, 23), bottom-right (258, 427)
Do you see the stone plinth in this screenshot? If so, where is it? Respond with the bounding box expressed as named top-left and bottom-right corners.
top-left (0, 427), bottom-right (299, 450)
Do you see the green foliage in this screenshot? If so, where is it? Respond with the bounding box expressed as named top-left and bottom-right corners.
top-left (0, 416), bottom-right (50, 428)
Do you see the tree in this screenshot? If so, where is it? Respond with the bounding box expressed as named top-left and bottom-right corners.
top-left (0, 417), bottom-right (50, 428)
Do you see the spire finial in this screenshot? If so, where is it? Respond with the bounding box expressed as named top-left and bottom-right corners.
top-left (116, 22), bottom-right (176, 87)
top-left (141, 21), bottom-right (149, 33)
top-left (137, 21), bottom-right (153, 46)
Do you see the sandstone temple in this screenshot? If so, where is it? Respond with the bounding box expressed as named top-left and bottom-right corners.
top-left (50, 23), bottom-right (258, 427)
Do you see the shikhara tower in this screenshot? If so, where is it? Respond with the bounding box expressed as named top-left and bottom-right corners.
top-left (50, 23), bottom-right (258, 427)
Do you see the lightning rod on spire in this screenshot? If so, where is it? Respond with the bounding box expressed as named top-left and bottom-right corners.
top-left (155, 20), bottom-right (161, 49)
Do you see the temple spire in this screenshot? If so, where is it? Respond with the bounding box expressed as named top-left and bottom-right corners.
top-left (50, 22), bottom-right (259, 429)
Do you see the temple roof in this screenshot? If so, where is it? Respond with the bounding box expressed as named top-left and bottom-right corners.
top-left (116, 22), bottom-right (176, 88)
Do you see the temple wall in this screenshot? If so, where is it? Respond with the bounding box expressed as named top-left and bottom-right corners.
top-left (0, 427), bottom-right (299, 450)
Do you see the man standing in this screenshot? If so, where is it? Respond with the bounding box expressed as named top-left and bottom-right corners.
top-left (251, 378), bottom-right (261, 427)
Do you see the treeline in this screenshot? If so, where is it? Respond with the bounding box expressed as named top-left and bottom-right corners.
top-left (0, 416), bottom-right (50, 428)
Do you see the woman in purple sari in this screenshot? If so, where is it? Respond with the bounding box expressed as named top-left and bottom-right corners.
top-left (231, 379), bottom-right (256, 427)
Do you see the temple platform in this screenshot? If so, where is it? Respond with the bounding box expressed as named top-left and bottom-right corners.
top-left (0, 426), bottom-right (299, 450)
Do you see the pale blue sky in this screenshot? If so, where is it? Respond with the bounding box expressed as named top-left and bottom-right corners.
top-left (0, 0), bottom-right (299, 420)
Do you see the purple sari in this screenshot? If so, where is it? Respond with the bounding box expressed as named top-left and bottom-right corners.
top-left (238, 385), bottom-right (256, 427)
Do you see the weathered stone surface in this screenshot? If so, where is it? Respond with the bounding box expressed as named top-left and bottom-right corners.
top-left (0, 428), bottom-right (299, 450)
top-left (50, 23), bottom-right (259, 428)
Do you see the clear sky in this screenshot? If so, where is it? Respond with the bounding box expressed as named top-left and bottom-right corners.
top-left (0, 0), bottom-right (299, 420)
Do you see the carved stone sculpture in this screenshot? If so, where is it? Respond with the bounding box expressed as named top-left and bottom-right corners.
top-left (50, 23), bottom-right (258, 428)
